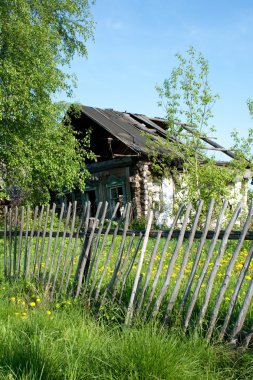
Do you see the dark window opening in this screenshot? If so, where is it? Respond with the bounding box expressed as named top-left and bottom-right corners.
top-left (85, 189), bottom-right (97, 217)
top-left (110, 186), bottom-right (124, 218)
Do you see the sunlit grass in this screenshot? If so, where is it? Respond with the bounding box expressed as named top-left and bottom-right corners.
top-left (0, 291), bottom-right (251, 380)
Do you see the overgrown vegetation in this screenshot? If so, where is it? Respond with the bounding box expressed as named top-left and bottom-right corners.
top-left (0, 286), bottom-right (252, 380)
top-left (147, 47), bottom-right (252, 217)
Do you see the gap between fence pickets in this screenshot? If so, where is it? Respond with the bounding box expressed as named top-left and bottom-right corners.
top-left (125, 210), bottom-right (154, 326)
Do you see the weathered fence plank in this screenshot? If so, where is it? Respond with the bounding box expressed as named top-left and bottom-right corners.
top-left (198, 202), bottom-right (241, 327)
top-left (164, 200), bottom-right (203, 320)
top-left (207, 200), bottom-right (253, 340)
top-left (183, 200), bottom-right (228, 330)
top-left (180, 198), bottom-right (215, 313)
top-left (125, 210), bottom-right (153, 325)
top-left (152, 203), bottom-right (192, 317)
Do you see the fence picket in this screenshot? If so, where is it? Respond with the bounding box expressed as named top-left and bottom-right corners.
top-left (83, 202), bottom-right (108, 296)
top-left (198, 202), bottom-right (241, 327)
top-left (23, 206), bottom-right (30, 277)
top-left (119, 233), bottom-right (143, 304)
top-left (42, 204), bottom-right (56, 281)
top-left (137, 230), bottom-right (162, 313)
top-left (25, 206), bottom-right (38, 278)
top-left (57, 201), bottom-right (77, 293)
top-left (95, 223), bottom-right (120, 302)
top-left (219, 241), bottom-right (253, 340)
top-left (183, 200), bottom-right (228, 330)
top-left (8, 208), bottom-right (12, 277)
top-left (37, 204), bottom-right (50, 279)
top-left (112, 232), bottom-right (136, 302)
top-left (51, 203), bottom-right (72, 295)
top-left (180, 199), bottom-right (215, 312)
top-left (17, 206), bottom-right (24, 278)
top-left (75, 202), bottom-right (102, 298)
top-left (46, 203), bottom-right (66, 287)
top-left (89, 203), bottom-right (120, 300)
top-left (104, 203), bottom-right (131, 297)
top-left (164, 200), bottom-right (203, 320)
top-left (231, 273), bottom-right (253, 343)
top-left (152, 204), bottom-right (192, 317)
top-left (145, 206), bottom-right (183, 314)
top-left (4, 206), bottom-right (8, 279)
top-left (64, 203), bottom-right (88, 295)
top-left (207, 200), bottom-right (253, 340)
top-left (73, 202), bottom-right (91, 283)
top-left (126, 210), bottom-right (153, 325)
top-left (13, 207), bottom-right (18, 277)
top-left (31, 205), bottom-right (44, 278)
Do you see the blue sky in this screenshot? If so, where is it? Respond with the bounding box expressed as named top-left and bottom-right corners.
top-left (66, 0), bottom-right (253, 148)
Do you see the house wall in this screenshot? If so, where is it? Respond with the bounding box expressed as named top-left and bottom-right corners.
top-left (129, 161), bottom-right (175, 225)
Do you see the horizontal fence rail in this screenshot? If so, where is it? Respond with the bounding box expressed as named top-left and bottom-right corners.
top-left (2, 200), bottom-right (253, 347)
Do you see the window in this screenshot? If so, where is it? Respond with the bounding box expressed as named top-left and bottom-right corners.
top-left (84, 189), bottom-right (97, 217)
top-left (106, 176), bottom-right (126, 218)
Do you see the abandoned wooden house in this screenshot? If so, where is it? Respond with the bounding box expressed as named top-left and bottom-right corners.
top-left (68, 105), bottom-right (250, 225)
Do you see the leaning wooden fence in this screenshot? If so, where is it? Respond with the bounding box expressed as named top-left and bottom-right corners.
top-left (2, 200), bottom-right (253, 346)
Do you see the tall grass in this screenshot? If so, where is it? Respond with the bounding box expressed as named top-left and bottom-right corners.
top-left (0, 293), bottom-right (251, 380)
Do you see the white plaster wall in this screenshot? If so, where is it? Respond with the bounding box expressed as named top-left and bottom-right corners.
top-left (154, 177), bottom-right (175, 226)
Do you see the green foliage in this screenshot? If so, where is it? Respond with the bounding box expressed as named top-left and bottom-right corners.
top-left (148, 47), bottom-right (240, 214)
top-left (0, 0), bottom-right (95, 205)
top-left (0, 291), bottom-right (251, 379)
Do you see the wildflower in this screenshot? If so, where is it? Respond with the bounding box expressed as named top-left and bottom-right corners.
top-left (21, 312), bottom-right (27, 317)
top-left (30, 302), bottom-right (36, 307)
top-left (10, 297), bottom-right (16, 302)
top-left (245, 275), bottom-right (251, 281)
top-left (21, 301), bottom-right (26, 306)
top-left (36, 298), bottom-right (41, 303)
top-left (46, 310), bottom-right (52, 315)
top-left (14, 312), bottom-right (19, 316)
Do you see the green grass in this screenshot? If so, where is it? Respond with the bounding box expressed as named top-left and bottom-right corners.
top-left (0, 292), bottom-right (252, 380)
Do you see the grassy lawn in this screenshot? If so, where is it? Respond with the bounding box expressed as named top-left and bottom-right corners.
top-left (0, 285), bottom-right (252, 380)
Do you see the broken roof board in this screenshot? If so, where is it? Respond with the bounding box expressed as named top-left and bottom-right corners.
top-left (80, 106), bottom-right (232, 161)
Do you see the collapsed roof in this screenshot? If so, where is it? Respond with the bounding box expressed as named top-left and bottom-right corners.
top-left (78, 105), bottom-right (235, 162)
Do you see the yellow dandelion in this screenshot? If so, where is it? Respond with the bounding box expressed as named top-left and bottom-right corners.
top-left (21, 301), bottom-right (26, 306)
top-left (21, 312), bottom-right (27, 317)
top-left (14, 312), bottom-right (19, 316)
top-left (46, 310), bottom-right (52, 315)
top-left (36, 298), bottom-right (41, 303)
top-left (30, 302), bottom-right (36, 307)
top-left (10, 297), bottom-right (16, 302)
top-left (245, 275), bottom-right (251, 281)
